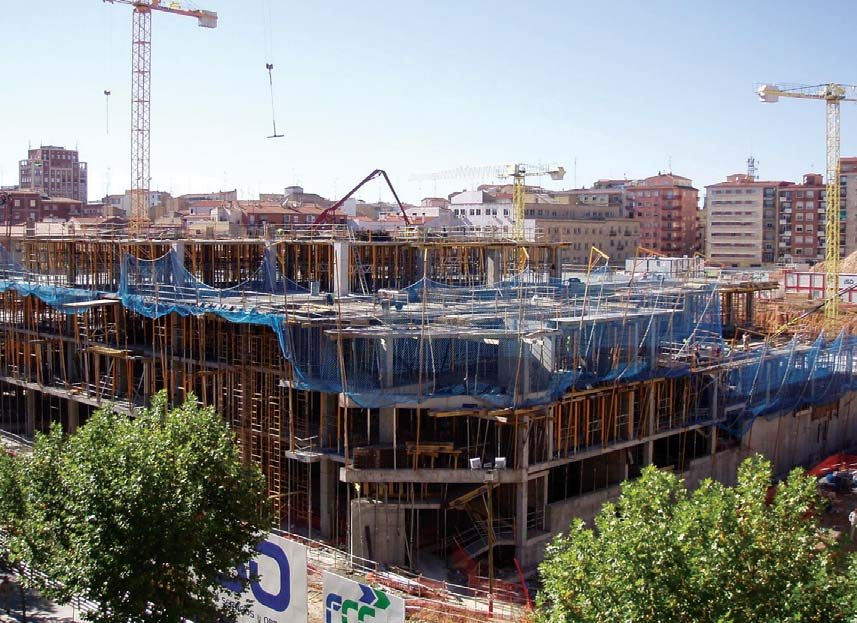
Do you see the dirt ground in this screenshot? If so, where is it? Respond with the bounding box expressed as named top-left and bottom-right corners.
top-left (817, 486), bottom-right (857, 554)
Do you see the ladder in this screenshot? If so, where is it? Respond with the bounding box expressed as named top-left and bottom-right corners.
top-left (268, 392), bottom-right (283, 521)
top-left (352, 246), bottom-right (369, 295)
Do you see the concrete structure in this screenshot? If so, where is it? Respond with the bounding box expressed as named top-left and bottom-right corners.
top-left (0, 231), bottom-right (846, 583)
top-left (627, 173), bottom-right (699, 256)
top-left (705, 174), bottom-right (788, 266)
top-left (18, 145), bottom-right (87, 203)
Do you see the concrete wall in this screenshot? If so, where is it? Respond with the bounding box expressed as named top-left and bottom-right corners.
top-left (350, 499), bottom-right (407, 566)
top-left (744, 396), bottom-right (857, 478)
top-left (546, 484), bottom-right (622, 535)
top-left (682, 447), bottom-right (745, 490)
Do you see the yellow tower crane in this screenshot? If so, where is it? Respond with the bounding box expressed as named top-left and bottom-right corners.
top-left (757, 82), bottom-right (857, 321)
top-left (411, 163), bottom-right (566, 240)
top-left (104, 0), bottom-right (218, 236)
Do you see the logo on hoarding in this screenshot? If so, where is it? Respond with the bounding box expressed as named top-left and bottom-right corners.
top-left (325, 582), bottom-right (391, 623)
top-left (224, 540), bottom-right (291, 611)
top-left (323, 572), bottom-right (403, 623)
top-left (223, 533), bottom-right (308, 623)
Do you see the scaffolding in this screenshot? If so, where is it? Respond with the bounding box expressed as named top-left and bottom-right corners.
top-left (0, 235), bottom-right (853, 581)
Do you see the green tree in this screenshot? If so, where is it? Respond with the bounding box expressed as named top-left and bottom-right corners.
top-left (2, 392), bottom-right (270, 623)
top-left (537, 455), bottom-right (857, 623)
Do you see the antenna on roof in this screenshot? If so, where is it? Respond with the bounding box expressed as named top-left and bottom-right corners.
top-left (747, 156), bottom-right (758, 180)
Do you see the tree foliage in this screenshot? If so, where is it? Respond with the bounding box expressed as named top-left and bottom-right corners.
top-left (537, 455), bottom-right (857, 623)
top-left (0, 392), bottom-right (270, 623)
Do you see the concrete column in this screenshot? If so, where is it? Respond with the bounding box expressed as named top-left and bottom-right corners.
top-left (515, 481), bottom-right (529, 563)
top-left (486, 249), bottom-right (503, 286)
top-left (643, 383), bottom-right (655, 466)
top-left (546, 407), bottom-right (555, 461)
top-left (333, 242), bottom-right (351, 297)
top-left (320, 392), bottom-right (338, 450)
top-left (319, 458), bottom-right (337, 540)
top-left (67, 400), bottom-right (79, 434)
top-left (551, 247), bottom-right (562, 280)
top-left (379, 407), bottom-right (395, 445)
top-left (381, 339), bottom-right (394, 388)
top-left (25, 390), bottom-right (35, 438)
top-left (515, 416), bottom-right (530, 561)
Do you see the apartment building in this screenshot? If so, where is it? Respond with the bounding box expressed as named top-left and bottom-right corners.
top-left (448, 187), bottom-right (639, 265)
top-left (705, 174), bottom-right (788, 266)
top-left (777, 174), bottom-right (826, 263)
top-left (840, 158), bottom-right (857, 256)
top-left (1, 190), bottom-right (82, 223)
top-left (627, 174), bottom-right (699, 256)
top-left (18, 146), bottom-right (88, 203)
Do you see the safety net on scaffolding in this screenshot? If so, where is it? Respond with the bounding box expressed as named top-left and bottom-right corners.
top-left (1, 243), bottom-right (857, 433)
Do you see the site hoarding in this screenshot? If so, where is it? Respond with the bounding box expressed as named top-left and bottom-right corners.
top-left (322, 571), bottom-right (405, 623)
top-left (224, 533), bottom-right (308, 623)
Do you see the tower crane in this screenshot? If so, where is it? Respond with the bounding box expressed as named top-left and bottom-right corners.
top-left (411, 163), bottom-right (566, 240)
top-left (104, 0), bottom-right (218, 236)
top-left (757, 82), bottom-right (857, 321)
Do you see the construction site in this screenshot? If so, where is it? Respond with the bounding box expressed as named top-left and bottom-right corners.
top-left (0, 229), bottom-right (855, 592)
top-left (7, 3), bottom-right (857, 618)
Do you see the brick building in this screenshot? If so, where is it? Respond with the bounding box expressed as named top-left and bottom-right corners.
top-left (777, 174), bottom-right (825, 263)
top-left (18, 146), bottom-right (88, 203)
top-left (627, 174), bottom-right (699, 256)
top-left (1, 190), bottom-right (82, 224)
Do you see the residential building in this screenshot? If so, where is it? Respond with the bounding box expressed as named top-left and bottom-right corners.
top-left (778, 174), bottom-right (825, 263)
top-left (18, 146), bottom-right (88, 203)
top-left (1, 190), bottom-right (82, 224)
top-left (840, 158), bottom-right (857, 256)
top-left (627, 174), bottom-right (699, 256)
top-left (705, 174), bottom-right (788, 266)
top-left (116, 190), bottom-right (173, 221)
top-left (448, 187), bottom-right (639, 265)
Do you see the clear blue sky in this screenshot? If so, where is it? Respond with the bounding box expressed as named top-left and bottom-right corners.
top-left (3, 0), bottom-right (857, 205)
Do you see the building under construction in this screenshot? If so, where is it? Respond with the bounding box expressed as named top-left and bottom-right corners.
top-left (0, 230), bottom-right (856, 579)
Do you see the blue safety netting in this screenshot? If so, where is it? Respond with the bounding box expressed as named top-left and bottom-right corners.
top-left (0, 245), bottom-right (107, 312)
top-left (721, 331), bottom-right (857, 435)
top-left (1, 239), bottom-right (857, 430)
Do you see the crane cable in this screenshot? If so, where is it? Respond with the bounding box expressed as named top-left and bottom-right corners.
top-left (262, 0), bottom-right (283, 138)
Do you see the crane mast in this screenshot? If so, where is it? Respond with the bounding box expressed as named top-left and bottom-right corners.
top-left (758, 83), bottom-right (857, 322)
top-left (105, 0), bottom-right (217, 236)
top-left (131, 5), bottom-right (152, 236)
top-left (826, 93), bottom-right (842, 321)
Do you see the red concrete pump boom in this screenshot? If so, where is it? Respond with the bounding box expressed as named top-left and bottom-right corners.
top-left (313, 169), bottom-right (411, 225)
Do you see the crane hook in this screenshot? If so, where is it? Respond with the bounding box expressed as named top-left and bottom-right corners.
top-left (266, 63), bottom-right (283, 139)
